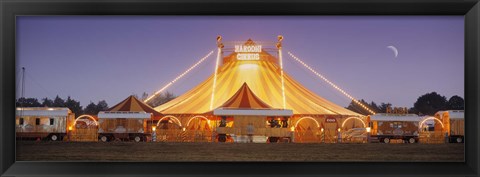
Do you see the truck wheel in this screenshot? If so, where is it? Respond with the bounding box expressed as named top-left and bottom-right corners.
top-left (383, 138), bottom-right (390, 143)
top-left (134, 136), bottom-right (141, 142)
top-left (456, 137), bottom-right (463, 143)
top-left (50, 134), bottom-right (58, 141)
top-left (408, 138), bottom-right (416, 143)
top-left (218, 135), bottom-right (226, 142)
top-left (100, 136), bottom-right (108, 142)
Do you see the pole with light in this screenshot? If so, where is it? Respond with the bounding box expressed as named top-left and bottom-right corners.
top-left (337, 128), bottom-right (342, 143)
top-left (366, 127), bottom-right (371, 143)
top-left (152, 126), bottom-right (156, 142)
top-left (277, 35), bottom-right (286, 109)
top-left (321, 128), bottom-right (324, 143)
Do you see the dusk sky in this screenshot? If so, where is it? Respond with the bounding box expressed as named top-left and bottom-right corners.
top-left (16, 16), bottom-right (464, 108)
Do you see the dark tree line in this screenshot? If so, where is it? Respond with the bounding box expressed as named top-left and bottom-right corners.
top-left (346, 92), bottom-right (464, 116)
top-left (16, 91), bottom-right (177, 116)
top-left (16, 95), bottom-right (109, 116)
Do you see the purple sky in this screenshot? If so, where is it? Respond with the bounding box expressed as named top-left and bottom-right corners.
top-left (16, 16), bottom-right (464, 108)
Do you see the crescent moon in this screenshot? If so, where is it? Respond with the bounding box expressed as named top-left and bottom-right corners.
top-left (387, 45), bottom-right (399, 58)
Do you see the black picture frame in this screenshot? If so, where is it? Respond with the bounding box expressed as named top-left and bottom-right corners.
top-left (1, 0), bottom-right (479, 176)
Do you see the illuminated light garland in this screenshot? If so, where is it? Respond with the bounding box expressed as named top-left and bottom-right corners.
top-left (294, 116), bottom-right (321, 128)
top-left (341, 117), bottom-right (367, 128)
top-left (144, 51), bottom-right (214, 103)
top-left (210, 48), bottom-right (222, 110)
top-left (419, 116), bottom-right (444, 128)
top-left (287, 52), bottom-right (376, 115)
top-left (186, 115), bottom-right (211, 127)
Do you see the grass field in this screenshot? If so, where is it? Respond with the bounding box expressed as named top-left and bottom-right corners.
top-left (16, 141), bottom-right (464, 162)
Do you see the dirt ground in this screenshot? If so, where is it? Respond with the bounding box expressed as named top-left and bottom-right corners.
top-left (16, 141), bottom-right (464, 162)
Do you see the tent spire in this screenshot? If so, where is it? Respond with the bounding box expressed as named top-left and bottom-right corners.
top-left (277, 35), bottom-right (286, 109)
top-left (210, 35), bottom-right (223, 110)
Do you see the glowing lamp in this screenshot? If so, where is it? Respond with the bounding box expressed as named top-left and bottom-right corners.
top-left (182, 127), bottom-right (186, 131)
top-left (366, 127), bottom-right (371, 133)
top-left (337, 128), bottom-right (341, 132)
top-left (68, 126), bottom-right (73, 131)
top-left (321, 128), bottom-right (324, 132)
top-left (290, 127), bottom-right (295, 132)
top-left (152, 126), bottom-right (156, 131)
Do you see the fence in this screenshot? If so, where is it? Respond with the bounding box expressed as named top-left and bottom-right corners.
top-left (155, 129), bottom-right (213, 142)
top-left (69, 128), bottom-right (98, 142)
top-left (419, 131), bottom-right (445, 144)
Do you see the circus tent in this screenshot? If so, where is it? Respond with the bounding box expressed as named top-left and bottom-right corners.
top-left (154, 39), bottom-right (361, 117)
top-left (108, 95), bottom-right (163, 117)
top-left (213, 82), bottom-right (293, 116)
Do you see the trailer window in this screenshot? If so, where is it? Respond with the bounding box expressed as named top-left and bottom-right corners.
top-left (392, 122), bottom-right (402, 128)
top-left (35, 118), bottom-right (40, 125)
top-left (19, 118), bottom-right (24, 125)
top-left (49, 118), bottom-right (54, 125)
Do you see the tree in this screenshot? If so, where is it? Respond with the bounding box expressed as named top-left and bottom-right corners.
top-left (447, 95), bottom-right (464, 110)
top-left (133, 92), bottom-right (149, 101)
top-left (52, 95), bottom-right (65, 107)
top-left (96, 100), bottom-right (109, 113)
top-left (147, 91), bottom-right (177, 107)
top-left (83, 102), bottom-right (97, 115)
top-left (65, 96), bottom-right (83, 116)
top-left (378, 103), bottom-right (392, 113)
top-left (412, 92), bottom-right (448, 116)
top-left (41, 97), bottom-right (54, 107)
top-left (16, 97), bottom-right (42, 107)
top-left (83, 100), bottom-right (108, 115)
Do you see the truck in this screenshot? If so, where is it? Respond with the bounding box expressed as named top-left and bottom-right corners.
top-left (16, 107), bottom-right (75, 141)
top-left (435, 110), bottom-right (464, 143)
top-left (97, 111), bottom-right (151, 142)
top-left (368, 113), bottom-right (421, 143)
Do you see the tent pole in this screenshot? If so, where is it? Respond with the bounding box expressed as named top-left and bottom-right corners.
top-left (210, 36), bottom-right (223, 110)
top-left (277, 35), bottom-right (286, 109)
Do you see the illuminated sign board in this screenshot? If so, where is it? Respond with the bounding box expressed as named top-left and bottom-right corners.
top-left (325, 118), bottom-right (337, 123)
top-left (235, 45), bottom-right (262, 60)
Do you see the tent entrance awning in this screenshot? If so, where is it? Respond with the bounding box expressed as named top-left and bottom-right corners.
top-left (213, 108), bottom-right (293, 116)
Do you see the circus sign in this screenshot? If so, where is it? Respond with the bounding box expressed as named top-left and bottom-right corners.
top-left (235, 45), bottom-right (262, 60)
top-left (325, 118), bottom-right (337, 123)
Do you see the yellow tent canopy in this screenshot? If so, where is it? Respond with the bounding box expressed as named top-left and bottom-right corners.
top-left (155, 39), bottom-right (361, 116)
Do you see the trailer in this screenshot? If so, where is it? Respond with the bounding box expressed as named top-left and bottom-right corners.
top-left (16, 107), bottom-right (75, 141)
top-left (97, 111), bottom-right (151, 142)
top-left (368, 113), bottom-right (421, 143)
top-left (435, 110), bottom-right (464, 143)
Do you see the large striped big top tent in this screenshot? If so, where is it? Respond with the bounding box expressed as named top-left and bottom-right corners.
top-left (154, 39), bottom-right (361, 117)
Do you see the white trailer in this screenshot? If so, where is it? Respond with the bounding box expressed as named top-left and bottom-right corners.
top-left (16, 107), bottom-right (75, 141)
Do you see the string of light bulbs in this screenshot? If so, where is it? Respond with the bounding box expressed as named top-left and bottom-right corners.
top-left (144, 50), bottom-right (215, 103)
top-left (287, 51), bottom-right (376, 115)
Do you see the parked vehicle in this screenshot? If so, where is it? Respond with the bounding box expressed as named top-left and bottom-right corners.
top-left (97, 111), bottom-right (151, 142)
top-left (16, 107), bottom-right (75, 141)
top-left (368, 114), bottom-right (421, 143)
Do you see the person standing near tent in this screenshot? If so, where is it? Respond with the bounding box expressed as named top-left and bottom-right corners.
top-left (247, 123), bottom-right (254, 143)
